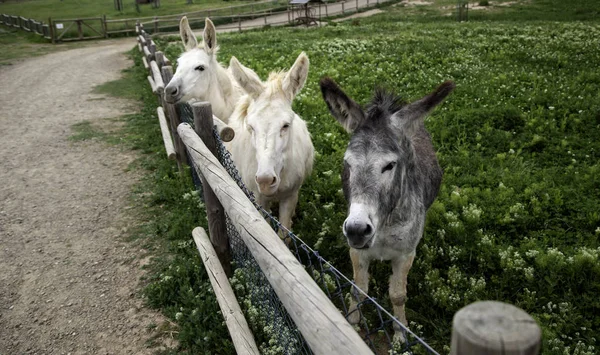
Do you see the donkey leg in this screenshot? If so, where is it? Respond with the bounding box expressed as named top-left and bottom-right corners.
top-left (347, 248), bottom-right (370, 324)
top-left (277, 191), bottom-right (298, 244)
top-left (390, 252), bottom-right (415, 343)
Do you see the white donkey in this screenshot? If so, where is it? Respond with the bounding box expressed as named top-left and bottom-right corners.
top-left (164, 17), bottom-right (241, 122)
top-left (225, 53), bottom-right (314, 233)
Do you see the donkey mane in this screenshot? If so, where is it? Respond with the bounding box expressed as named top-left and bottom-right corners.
top-left (265, 71), bottom-right (288, 98)
top-left (364, 89), bottom-right (406, 126)
top-left (232, 70), bottom-right (291, 122)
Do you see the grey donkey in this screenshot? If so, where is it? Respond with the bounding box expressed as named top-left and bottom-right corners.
top-left (320, 77), bottom-right (455, 341)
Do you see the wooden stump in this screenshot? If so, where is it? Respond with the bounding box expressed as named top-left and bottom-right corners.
top-left (451, 301), bottom-right (541, 355)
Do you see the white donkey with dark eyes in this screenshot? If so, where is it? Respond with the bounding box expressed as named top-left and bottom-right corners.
top-left (164, 17), bottom-right (241, 122)
top-left (320, 77), bottom-right (454, 341)
top-left (225, 53), bottom-right (314, 233)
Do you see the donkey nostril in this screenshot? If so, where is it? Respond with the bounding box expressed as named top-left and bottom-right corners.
top-left (364, 224), bottom-right (372, 236)
top-left (271, 177), bottom-right (277, 185)
top-left (167, 86), bottom-right (178, 96)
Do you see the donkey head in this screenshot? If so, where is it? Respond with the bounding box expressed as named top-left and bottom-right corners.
top-left (164, 17), bottom-right (219, 104)
top-left (320, 78), bottom-right (454, 249)
top-left (230, 53), bottom-right (309, 197)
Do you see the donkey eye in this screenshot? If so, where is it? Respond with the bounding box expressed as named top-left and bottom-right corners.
top-left (195, 65), bottom-right (205, 72)
top-left (382, 162), bottom-right (396, 173)
top-left (282, 123), bottom-right (290, 130)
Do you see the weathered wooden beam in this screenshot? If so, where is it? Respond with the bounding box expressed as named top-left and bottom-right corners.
top-left (177, 122), bottom-right (374, 355)
top-left (157, 107), bottom-right (177, 160)
top-left (137, 42), bottom-right (142, 52)
top-left (213, 115), bottom-right (234, 142)
top-left (192, 227), bottom-right (260, 355)
top-left (142, 56), bottom-right (149, 70)
top-left (143, 46), bottom-right (152, 62)
top-left (147, 75), bottom-right (157, 94)
top-left (451, 301), bottom-right (541, 355)
top-left (148, 40), bottom-right (157, 58)
top-left (192, 102), bottom-right (232, 277)
top-left (160, 65), bottom-right (188, 169)
top-left (138, 34), bottom-right (146, 46)
top-left (150, 61), bottom-right (164, 95)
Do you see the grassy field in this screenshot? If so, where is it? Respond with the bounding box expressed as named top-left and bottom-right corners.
top-left (0, 26), bottom-right (74, 64)
top-left (0, 0), bottom-right (277, 21)
top-left (145, 0), bottom-right (600, 353)
top-left (38, 0), bottom-right (598, 353)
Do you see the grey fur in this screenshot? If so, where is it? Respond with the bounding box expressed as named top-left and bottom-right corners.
top-left (320, 77), bottom-right (454, 338)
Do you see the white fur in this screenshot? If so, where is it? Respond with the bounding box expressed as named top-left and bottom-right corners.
top-left (164, 17), bottom-right (242, 122)
top-left (225, 53), bottom-right (314, 231)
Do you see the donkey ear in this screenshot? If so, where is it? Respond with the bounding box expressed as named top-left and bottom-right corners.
top-left (392, 81), bottom-right (455, 135)
top-left (320, 77), bottom-right (366, 133)
top-left (282, 52), bottom-right (309, 101)
top-left (230, 56), bottom-right (264, 99)
top-left (203, 18), bottom-right (217, 55)
top-left (179, 16), bottom-right (198, 51)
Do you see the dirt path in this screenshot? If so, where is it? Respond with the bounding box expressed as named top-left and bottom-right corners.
top-left (0, 39), bottom-right (171, 354)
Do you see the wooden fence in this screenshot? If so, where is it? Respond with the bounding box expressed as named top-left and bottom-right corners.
top-left (0, 13), bottom-right (51, 40)
top-left (136, 23), bottom-right (543, 354)
top-left (1, 0), bottom-right (390, 43)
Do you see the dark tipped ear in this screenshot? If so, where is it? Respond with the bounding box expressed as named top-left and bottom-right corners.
top-left (319, 77), bottom-right (366, 133)
top-left (392, 81), bottom-right (455, 135)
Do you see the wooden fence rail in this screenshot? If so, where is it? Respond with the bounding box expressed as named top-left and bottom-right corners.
top-left (0, 13), bottom-right (51, 40)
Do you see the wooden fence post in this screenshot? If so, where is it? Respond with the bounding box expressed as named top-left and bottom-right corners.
top-left (155, 51), bottom-right (165, 68)
top-left (148, 41), bottom-right (157, 59)
top-left (342, 2), bottom-right (345, 14)
top-left (103, 15), bottom-right (108, 38)
top-left (450, 301), bottom-right (541, 355)
top-left (48, 17), bottom-right (55, 44)
top-left (191, 102), bottom-right (232, 277)
top-left (161, 66), bottom-right (188, 172)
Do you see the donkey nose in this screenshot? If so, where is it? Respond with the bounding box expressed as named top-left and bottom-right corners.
top-left (165, 85), bottom-right (178, 97)
top-left (344, 219), bottom-right (373, 240)
top-left (255, 174), bottom-right (279, 194)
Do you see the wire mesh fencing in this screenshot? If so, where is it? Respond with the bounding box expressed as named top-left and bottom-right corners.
top-left (177, 102), bottom-right (439, 355)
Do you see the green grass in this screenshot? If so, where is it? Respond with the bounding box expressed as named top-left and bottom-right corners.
top-left (75, 0), bottom-right (600, 353)
top-left (69, 121), bottom-right (107, 141)
top-left (0, 26), bottom-right (71, 64)
top-left (0, 0), bottom-right (278, 21)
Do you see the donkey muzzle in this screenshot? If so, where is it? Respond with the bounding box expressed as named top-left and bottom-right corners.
top-left (255, 173), bottom-right (279, 197)
top-left (164, 84), bottom-right (181, 104)
top-left (344, 203), bottom-right (375, 249)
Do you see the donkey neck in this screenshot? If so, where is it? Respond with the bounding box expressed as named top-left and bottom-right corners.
top-left (206, 63), bottom-right (240, 120)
